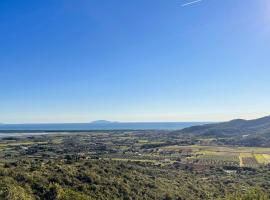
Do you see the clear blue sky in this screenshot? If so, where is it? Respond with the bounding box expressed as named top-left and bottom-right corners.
top-left (1, 0), bottom-right (270, 123)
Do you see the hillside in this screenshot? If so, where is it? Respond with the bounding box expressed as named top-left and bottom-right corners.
top-left (179, 115), bottom-right (270, 136)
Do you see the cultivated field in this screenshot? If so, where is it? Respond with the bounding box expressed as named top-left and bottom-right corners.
top-left (160, 145), bottom-right (270, 168)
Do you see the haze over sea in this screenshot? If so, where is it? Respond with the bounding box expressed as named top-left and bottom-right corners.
top-left (0, 122), bottom-right (207, 132)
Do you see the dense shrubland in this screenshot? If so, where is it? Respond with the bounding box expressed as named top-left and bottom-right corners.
top-left (0, 158), bottom-right (269, 200)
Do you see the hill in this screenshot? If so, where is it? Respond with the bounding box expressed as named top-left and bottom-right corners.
top-left (179, 115), bottom-right (270, 136)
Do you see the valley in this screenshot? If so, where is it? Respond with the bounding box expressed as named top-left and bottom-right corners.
top-left (0, 127), bottom-right (270, 199)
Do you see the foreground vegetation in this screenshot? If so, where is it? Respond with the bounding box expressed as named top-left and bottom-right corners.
top-left (0, 131), bottom-right (269, 199)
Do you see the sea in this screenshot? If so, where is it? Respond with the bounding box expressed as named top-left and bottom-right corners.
top-left (0, 122), bottom-right (206, 132)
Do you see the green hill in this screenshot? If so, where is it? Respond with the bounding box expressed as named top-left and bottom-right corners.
top-left (180, 115), bottom-right (270, 137)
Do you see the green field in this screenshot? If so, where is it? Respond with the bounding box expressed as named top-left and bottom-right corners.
top-left (160, 145), bottom-right (270, 167)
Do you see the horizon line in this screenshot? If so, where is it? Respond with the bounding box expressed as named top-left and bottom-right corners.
top-left (0, 121), bottom-right (213, 125)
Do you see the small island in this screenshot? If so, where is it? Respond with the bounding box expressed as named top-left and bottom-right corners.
top-left (90, 120), bottom-right (118, 124)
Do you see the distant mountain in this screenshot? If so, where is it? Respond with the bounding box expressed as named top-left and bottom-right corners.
top-left (90, 120), bottom-right (117, 124)
top-left (179, 115), bottom-right (270, 136)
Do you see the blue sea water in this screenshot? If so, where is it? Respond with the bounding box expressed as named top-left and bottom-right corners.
top-left (0, 122), bottom-right (207, 131)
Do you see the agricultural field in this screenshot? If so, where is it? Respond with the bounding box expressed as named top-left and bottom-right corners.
top-left (255, 154), bottom-right (270, 164)
top-left (160, 145), bottom-right (270, 168)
